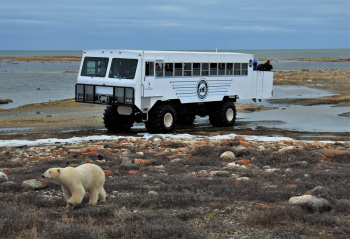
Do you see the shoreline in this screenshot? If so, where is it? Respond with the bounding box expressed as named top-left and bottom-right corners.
top-left (0, 66), bottom-right (349, 142)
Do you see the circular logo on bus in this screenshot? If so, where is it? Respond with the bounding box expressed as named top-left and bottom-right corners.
top-left (197, 79), bottom-right (208, 100)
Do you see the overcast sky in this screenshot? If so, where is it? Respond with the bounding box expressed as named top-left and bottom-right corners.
top-left (0, 0), bottom-right (349, 50)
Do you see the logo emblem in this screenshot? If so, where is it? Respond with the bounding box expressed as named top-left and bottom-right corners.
top-left (197, 79), bottom-right (208, 100)
top-left (249, 59), bottom-right (253, 67)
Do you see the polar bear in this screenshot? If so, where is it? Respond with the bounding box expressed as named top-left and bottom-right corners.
top-left (42, 163), bottom-right (106, 208)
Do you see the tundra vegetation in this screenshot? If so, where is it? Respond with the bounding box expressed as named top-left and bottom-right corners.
top-left (1, 136), bottom-right (349, 238)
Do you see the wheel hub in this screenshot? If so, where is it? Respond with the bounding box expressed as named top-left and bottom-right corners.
top-left (226, 108), bottom-right (234, 122)
top-left (164, 113), bottom-right (173, 128)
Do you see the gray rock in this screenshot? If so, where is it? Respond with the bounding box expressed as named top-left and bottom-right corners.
top-left (265, 168), bottom-right (280, 173)
top-left (197, 170), bottom-right (209, 177)
top-left (279, 146), bottom-right (295, 152)
top-left (21, 179), bottom-right (48, 190)
top-left (209, 170), bottom-right (230, 177)
top-left (220, 151), bottom-right (235, 160)
top-left (119, 163), bottom-right (139, 171)
top-left (104, 142), bottom-right (114, 148)
top-left (227, 162), bottom-right (239, 168)
top-left (148, 135), bottom-right (164, 142)
top-left (234, 146), bottom-right (250, 157)
top-left (170, 158), bottom-right (182, 163)
top-left (309, 186), bottom-right (331, 199)
top-left (148, 191), bottom-right (159, 197)
top-left (343, 141), bottom-right (350, 148)
top-left (332, 226), bottom-right (347, 235)
top-left (289, 195), bottom-right (331, 212)
top-left (104, 142), bottom-right (119, 149)
top-left (0, 172), bottom-right (8, 183)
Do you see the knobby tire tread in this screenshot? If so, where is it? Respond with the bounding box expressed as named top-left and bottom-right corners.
top-left (103, 106), bottom-right (133, 132)
top-left (145, 104), bottom-right (176, 133)
top-left (209, 101), bottom-right (236, 127)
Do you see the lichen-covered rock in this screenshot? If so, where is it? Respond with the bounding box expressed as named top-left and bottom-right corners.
top-left (21, 179), bottom-right (48, 190)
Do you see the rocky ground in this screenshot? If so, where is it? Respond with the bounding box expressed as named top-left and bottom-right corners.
top-left (0, 58), bottom-right (349, 238)
top-left (1, 135), bottom-right (350, 238)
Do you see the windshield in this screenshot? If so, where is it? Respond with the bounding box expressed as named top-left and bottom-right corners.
top-left (109, 58), bottom-right (138, 79)
top-left (81, 57), bottom-right (109, 77)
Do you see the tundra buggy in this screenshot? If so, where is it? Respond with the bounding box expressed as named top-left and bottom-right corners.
top-left (75, 50), bottom-right (273, 133)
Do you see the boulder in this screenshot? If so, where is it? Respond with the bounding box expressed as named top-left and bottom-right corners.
top-left (220, 151), bottom-right (235, 160)
top-left (0, 172), bottom-right (8, 183)
top-left (148, 191), bottom-right (159, 197)
top-left (265, 168), bottom-right (280, 173)
top-left (279, 146), bottom-right (295, 153)
top-left (197, 170), bottom-right (209, 177)
top-left (227, 162), bottom-right (239, 168)
top-left (104, 142), bottom-right (120, 149)
top-left (289, 195), bottom-right (331, 212)
top-left (306, 186), bottom-right (331, 199)
top-left (209, 170), bottom-right (230, 177)
top-left (316, 148), bottom-right (350, 158)
top-left (119, 163), bottom-right (139, 171)
top-left (310, 141), bottom-right (327, 148)
top-left (343, 141), bottom-right (350, 148)
top-left (21, 179), bottom-right (48, 190)
top-left (234, 146), bottom-right (250, 157)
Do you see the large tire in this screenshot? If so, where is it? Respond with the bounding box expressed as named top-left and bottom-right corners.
top-left (209, 101), bottom-right (236, 127)
top-left (145, 104), bottom-right (177, 133)
top-left (103, 106), bottom-right (133, 132)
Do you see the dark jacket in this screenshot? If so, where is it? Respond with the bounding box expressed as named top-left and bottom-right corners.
top-left (263, 62), bottom-right (273, 71)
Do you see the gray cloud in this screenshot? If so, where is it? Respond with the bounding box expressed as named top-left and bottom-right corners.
top-left (0, 0), bottom-right (348, 49)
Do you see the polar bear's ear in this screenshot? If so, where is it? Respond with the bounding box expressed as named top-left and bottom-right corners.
top-left (57, 169), bottom-right (60, 173)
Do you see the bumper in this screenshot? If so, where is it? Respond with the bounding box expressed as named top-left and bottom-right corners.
top-left (75, 84), bottom-right (134, 105)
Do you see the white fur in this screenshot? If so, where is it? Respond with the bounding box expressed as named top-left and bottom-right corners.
top-left (43, 163), bottom-right (106, 208)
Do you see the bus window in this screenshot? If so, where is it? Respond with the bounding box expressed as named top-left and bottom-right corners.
top-left (184, 63), bottom-right (192, 76)
top-left (174, 63), bottom-right (182, 76)
top-left (218, 63), bottom-right (225, 75)
top-left (210, 63), bottom-right (217, 75)
top-left (165, 63), bottom-right (173, 76)
top-left (193, 63), bottom-right (200, 76)
top-left (226, 63), bottom-right (233, 75)
top-left (202, 63), bottom-right (209, 76)
top-left (242, 63), bottom-right (248, 75)
top-left (156, 63), bottom-right (163, 77)
top-left (234, 63), bottom-right (241, 75)
top-left (109, 58), bottom-right (138, 79)
top-left (81, 57), bottom-right (109, 77)
top-left (146, 62), bottom-right (154, 76)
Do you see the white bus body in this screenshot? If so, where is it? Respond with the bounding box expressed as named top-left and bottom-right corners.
top-left (76, 50), bottom-right (273, 133)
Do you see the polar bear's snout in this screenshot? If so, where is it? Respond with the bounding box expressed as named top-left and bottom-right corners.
top-left (42, 170), bottom-right (50, 179)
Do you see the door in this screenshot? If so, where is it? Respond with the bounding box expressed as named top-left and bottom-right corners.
top-left (143, 61), bottom-right (163, 97)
